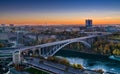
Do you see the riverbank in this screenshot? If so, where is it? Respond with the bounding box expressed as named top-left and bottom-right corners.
top-left (68, 48), bottom-right (111, 57)
top-left (55, 49), bottom-right (120, 74)
top-left (55, 49), bottom-right (109, 59)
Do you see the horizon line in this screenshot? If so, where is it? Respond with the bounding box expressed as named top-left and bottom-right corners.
top-left (0, 23), bottom-right (120, 26)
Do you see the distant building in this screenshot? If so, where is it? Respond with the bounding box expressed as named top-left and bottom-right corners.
top-left (105, 26), bottom-right (118, 32)
top-left (0, 33), bottom-right (9, 40)
top-left (85, 19), bottom-right (92, 27)
top-left (1, 24), bottom-right (6, 27)
top-left (9, 24), bottom-right (14, 27)
top-left (1, 24), bottom-right (6, 32)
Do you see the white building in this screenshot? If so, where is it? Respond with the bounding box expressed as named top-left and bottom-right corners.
top-left (13, 50), bottom-right (21, 64)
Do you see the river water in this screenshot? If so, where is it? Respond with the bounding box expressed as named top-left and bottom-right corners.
top-left (55, 50), bottom-right (120, 74)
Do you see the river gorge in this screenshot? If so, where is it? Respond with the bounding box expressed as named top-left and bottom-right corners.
top-left (55, 50), bottom-right (120, 74)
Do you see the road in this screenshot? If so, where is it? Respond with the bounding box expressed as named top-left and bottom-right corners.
top-left (25, 58), bottom-right (99, 74)
top-left (26, 58), bottom-right (72, 74)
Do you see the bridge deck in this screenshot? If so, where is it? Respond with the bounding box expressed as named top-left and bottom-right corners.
top-left (17, 35), bottom-right (97, 52)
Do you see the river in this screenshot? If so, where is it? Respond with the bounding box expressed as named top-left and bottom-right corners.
top-left (55, 50), bottom-right (120, 74)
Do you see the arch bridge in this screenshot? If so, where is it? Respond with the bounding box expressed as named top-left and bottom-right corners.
top-left (13, 34), bottom-right (108, 58)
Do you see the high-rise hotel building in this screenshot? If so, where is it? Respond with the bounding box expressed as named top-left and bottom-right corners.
top-left (85, 19), bottom-right (92, 27)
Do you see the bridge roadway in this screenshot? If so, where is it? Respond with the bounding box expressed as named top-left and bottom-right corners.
top-left (16, 35), bottom-right (98, 52)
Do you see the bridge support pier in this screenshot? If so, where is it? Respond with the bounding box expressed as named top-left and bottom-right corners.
top-left (41, 48), bottom-right (45, 57)
top-left (39, 48), bottom-right (41, 56)
top-left (32, 49), bottom-right (36, 56)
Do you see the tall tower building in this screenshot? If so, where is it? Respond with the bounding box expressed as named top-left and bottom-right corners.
top-left (85, 19), bottom-right (92, 27)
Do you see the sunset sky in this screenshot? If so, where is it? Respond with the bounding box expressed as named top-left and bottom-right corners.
top-left (0, 0), bottom-right (120, 25)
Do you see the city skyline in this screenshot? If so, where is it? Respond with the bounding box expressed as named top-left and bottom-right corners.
top-left (0, 0), bottom-right (120, 25)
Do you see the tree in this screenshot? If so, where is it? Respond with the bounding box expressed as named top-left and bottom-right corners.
top-left (72, 64), bottom-right (84, 70)
top-left (113, 49), bottom-right (120, 55)
top-left (95, 69), bottom-right (104, 74)
top-left (103, 44), bottom-right (110, 54)
top-left (0, 43), bottom-right (4, 48)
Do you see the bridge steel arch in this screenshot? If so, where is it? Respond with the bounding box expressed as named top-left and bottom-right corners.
top-left (44, 40), bottom-right (91, 57)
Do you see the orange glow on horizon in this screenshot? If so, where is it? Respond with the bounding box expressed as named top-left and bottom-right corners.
top-left (0, 18), bottom-right (120, 25)
top-left (0, 10), bottom-right (120, 25)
